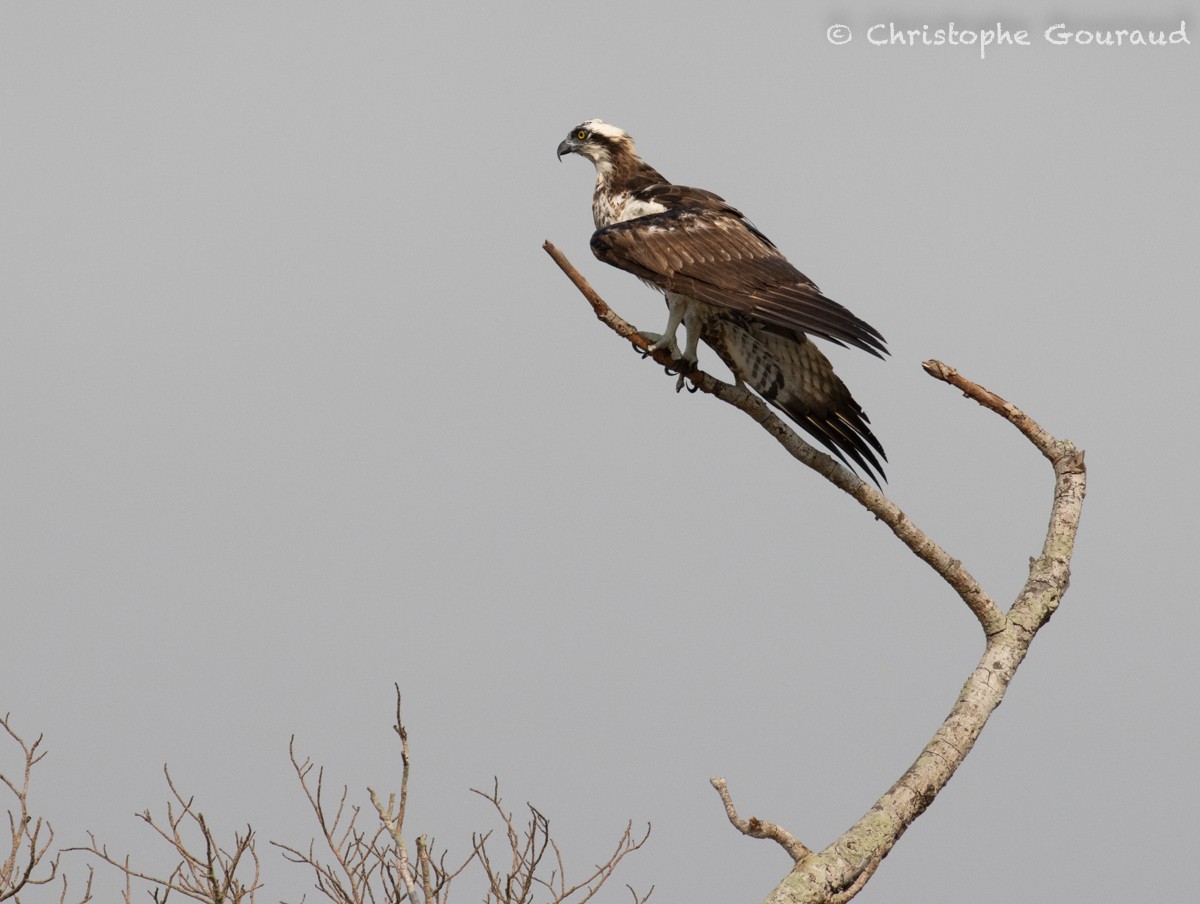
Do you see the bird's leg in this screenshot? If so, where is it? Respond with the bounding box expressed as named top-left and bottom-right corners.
top-left (635, 297), bottom-right (686, 381)
top-left (681, 308), bottom-right (702, 369)
top-left (637, 295), bottom-right (687, 356)
top-left (669, 307), bottom-right (705, 392)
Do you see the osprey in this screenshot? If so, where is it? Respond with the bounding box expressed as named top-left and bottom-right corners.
top-left (557, 119), bottom-right (889, 484)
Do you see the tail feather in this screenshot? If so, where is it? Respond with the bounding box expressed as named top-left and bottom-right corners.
top-left (705, 319), bottom-right (887, 486)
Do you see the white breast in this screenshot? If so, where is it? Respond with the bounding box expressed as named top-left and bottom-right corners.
top-left (593, 191), bottom-right (668, 228)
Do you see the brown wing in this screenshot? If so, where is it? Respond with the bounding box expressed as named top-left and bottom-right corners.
top-left (590, 206), bottom-right (887, 358)
top-left (630, 182), bottom-right (731, 208)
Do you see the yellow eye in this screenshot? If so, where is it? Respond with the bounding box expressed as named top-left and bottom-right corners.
top-left (576, 130), bottom-right (587, 140)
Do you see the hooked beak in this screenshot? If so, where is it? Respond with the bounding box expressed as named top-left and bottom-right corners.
top-left (556, 137), bottom-right (580, 161)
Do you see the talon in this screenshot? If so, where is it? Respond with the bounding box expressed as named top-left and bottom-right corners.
top-left (686, 379), bottom-right (699, 394)
top-left (664, 365), bottom-right (677, 377)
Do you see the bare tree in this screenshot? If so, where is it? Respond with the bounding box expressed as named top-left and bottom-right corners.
top-left (67, 766), bottom-right (261, 903)
top-left (544, 241), bottom-right (1087, 904)
top-left (1, 714), bottom-right (93, 904)
top-left (41, 686), bottom-right (647, 904)
top-left (275, 688), bottom-right (649, 904)
top-left (469, 780), bottom-right (650, 904)
top-left (273, 687), bottom-right (478, 904)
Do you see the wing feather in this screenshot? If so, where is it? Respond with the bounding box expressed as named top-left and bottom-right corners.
top-left (591, 207), bottom-right (887, 357)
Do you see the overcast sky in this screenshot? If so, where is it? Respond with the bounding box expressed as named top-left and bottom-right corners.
top-left (2, 2), bottom-right (1197, 903)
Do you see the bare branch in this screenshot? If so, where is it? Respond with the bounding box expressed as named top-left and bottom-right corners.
top-left (57, 863), bottom-right (95, 904)
top-left (625, 883), bottom-right (654, 904)
top-left (770, 359), bottom-right (1082, 904)
top-left (470, 781), bottom-right (650, 904)
top-left (922, 361), bottom-right (1064, 463)
top-left (546, 241), bottom-right (1087, 903)
top-left (393, 685), bottom-right (410, 833)
top-left (282, 686), bottom-right (475, 904)
top-left (67, 768), bottom-right (261, 903)
top-left (544, 241), bottom-right (1005, 635)
top-left (0, 714), bottom-right (62, 901)
top-left (708, 778), bottom-right (810, 863)
top-left (273, 735), bottom-right (403, 904)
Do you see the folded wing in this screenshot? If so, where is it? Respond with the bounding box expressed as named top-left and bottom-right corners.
top-left (591, 206), bottom-right (887, 358)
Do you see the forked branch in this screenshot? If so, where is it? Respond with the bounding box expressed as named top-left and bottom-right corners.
top-left (545, 241), bottom-right (1087, 904)
top-left (67, 767), bottom-right (261, 903)
top-left (275, 686), bottom-right (474, 904)
top-left (279, 686), bottom-right (646, 904)
top-left (470, 780), bottom-right (651, 904)
top-left (0, 714), bottom-right (63, 901)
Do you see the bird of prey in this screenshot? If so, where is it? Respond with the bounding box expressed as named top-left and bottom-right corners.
top-left (557, 119), bottom-right (889, 484)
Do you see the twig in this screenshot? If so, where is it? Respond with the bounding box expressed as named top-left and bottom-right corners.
top-left (66, 767), bottom-right (261, 903)
top-left (922, 361), bottom-right (1063, 464)
top-left (0, 714), bottom-right (60, 901)
top-left (57, 863), bottom-right (94, 904)
top-left (709, 778), bottom-right (810, 863)
top-left (470, 780), bottom-right (650, 904)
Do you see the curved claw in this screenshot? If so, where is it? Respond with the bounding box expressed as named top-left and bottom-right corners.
top-left (685, 379), bottom-right (699, 394)
top-left (664, 365), bottom-right (677, 377)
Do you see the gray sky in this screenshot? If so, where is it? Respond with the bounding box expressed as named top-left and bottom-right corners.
top-left (2, 2), bottom-right (1196, 902)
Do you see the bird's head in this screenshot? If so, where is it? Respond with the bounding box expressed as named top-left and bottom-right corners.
top-left (557, 120), bottom-right (637, 176)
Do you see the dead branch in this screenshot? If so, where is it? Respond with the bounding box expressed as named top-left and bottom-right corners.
top-left (543, 241), bottom-right (1006, 636)
top-left (470, 780), bottom-right (651, 904)
top-left (0, 714), bottom-right (62, 901)
top-left (709, 778), bottom-right (810, 863)
top-left (12, 680), bottom-right (649, 904)
top-left (624, 883), bottom-right (654, 904)
top-left (546, 241), bottom-right (1086, 903)
top-left (56, 863), bottom-right (95, 904)
top-left (67, 766), bottom-right (261, 903)
top-left (364, 684), bottom-right (424, 904)
top-left (279, 686), bottom-right (475, 904)
top-left (277, 684), bottom-right (645, 904)
top-left (272, 738), bottom-right (394, 904)
top-left (0, 717), bottom-right (99, 904)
